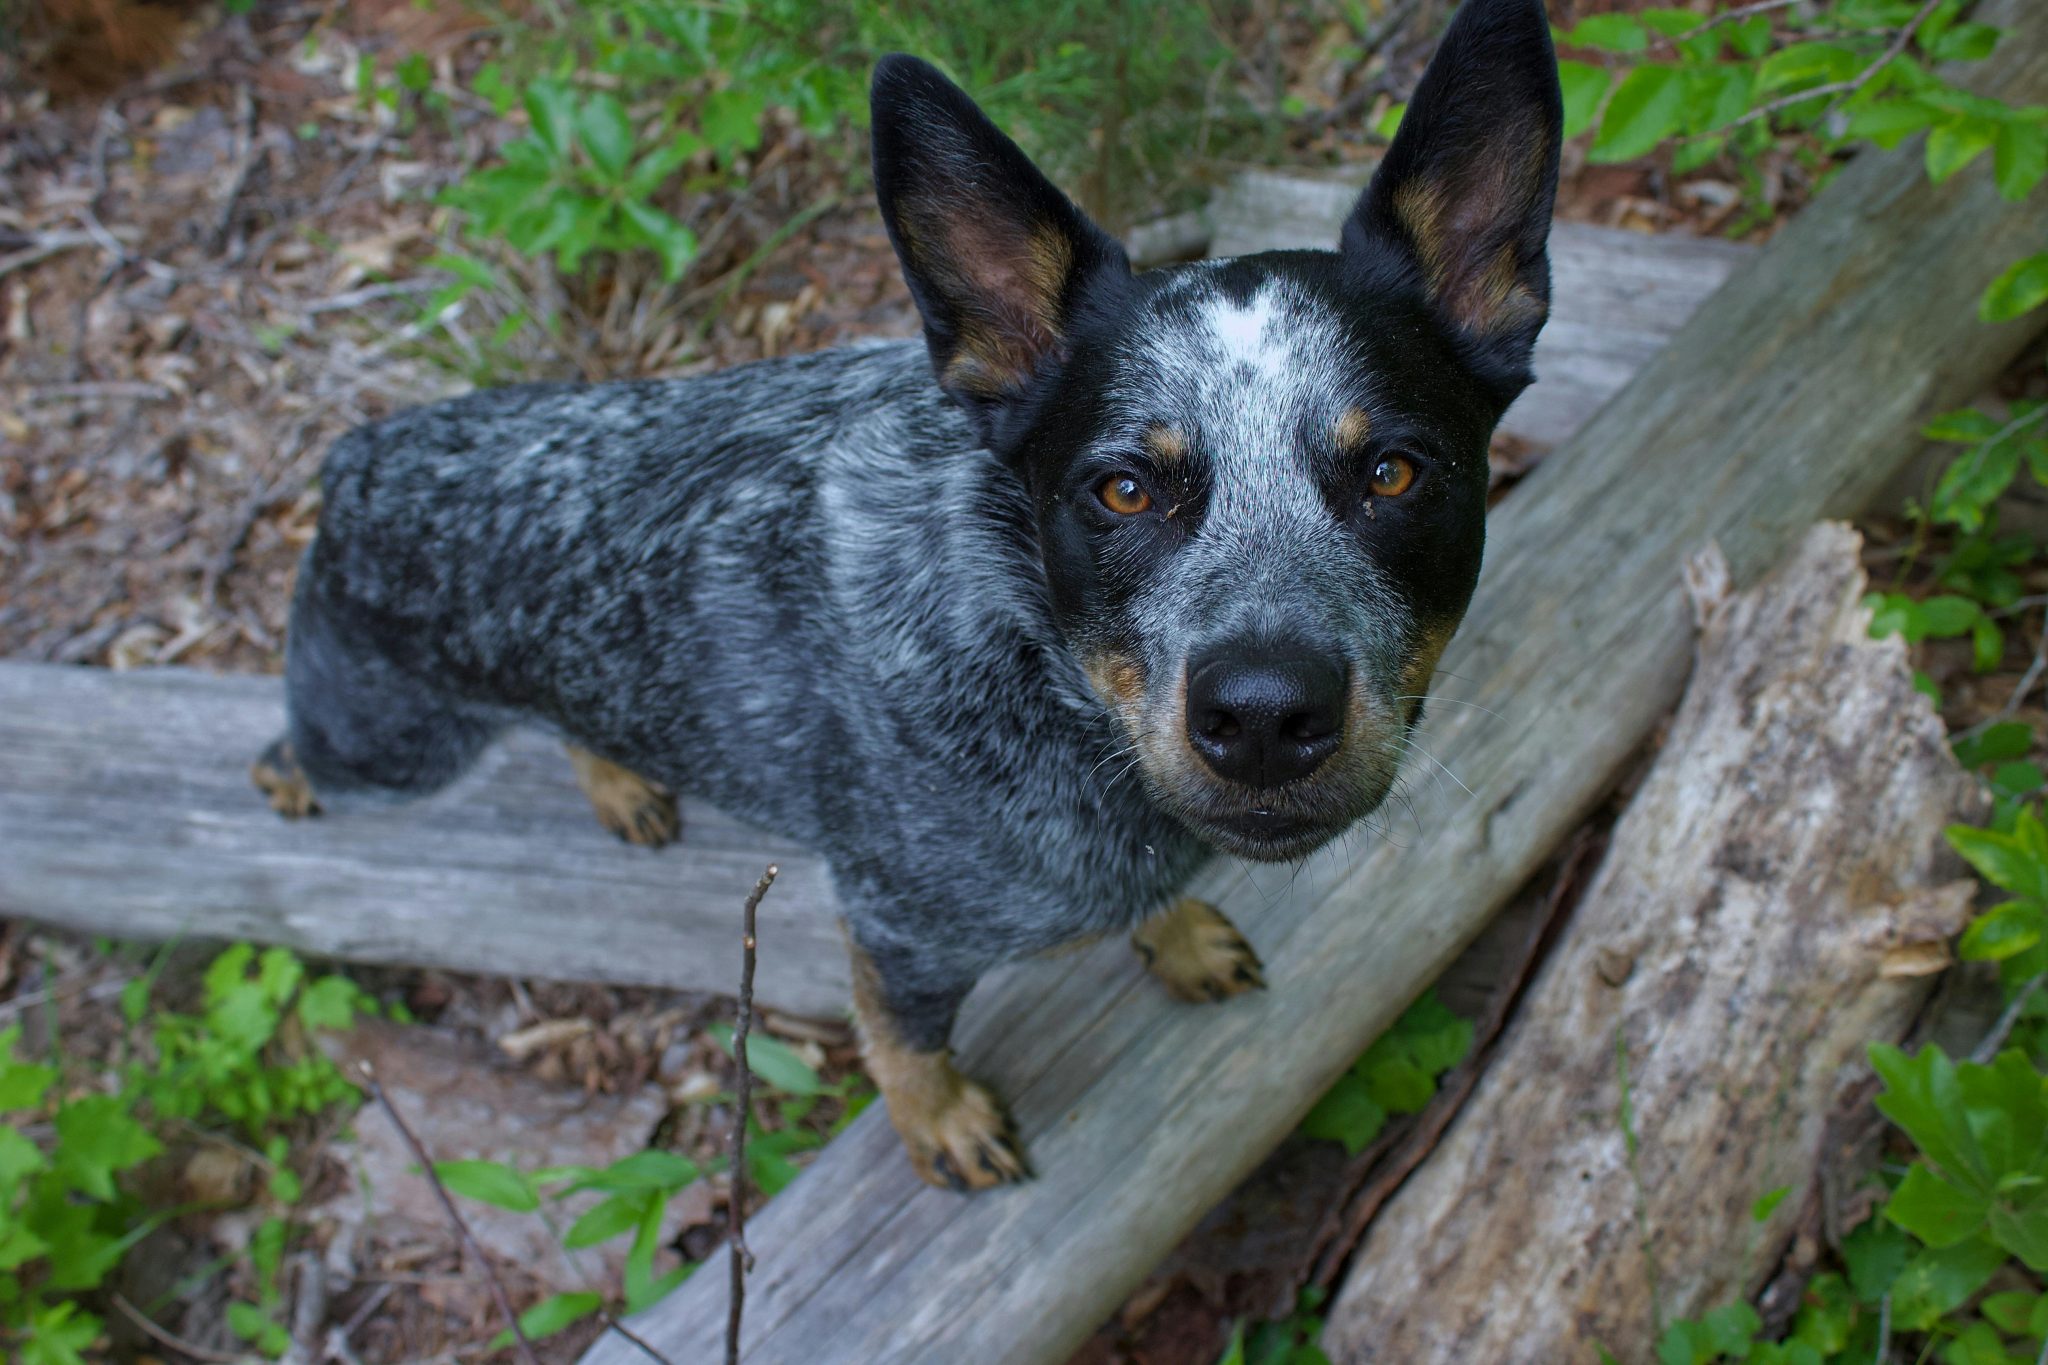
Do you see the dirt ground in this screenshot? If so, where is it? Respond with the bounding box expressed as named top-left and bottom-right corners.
top-left (0, 1), bottom-right (2006, 1362)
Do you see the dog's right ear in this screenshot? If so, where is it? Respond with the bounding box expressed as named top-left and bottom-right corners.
top-left (871, 55), bottom-right (1132, 446)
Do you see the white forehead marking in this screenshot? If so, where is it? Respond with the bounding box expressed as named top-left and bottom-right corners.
top-left (1204, 289), bottom-right (1285, 374)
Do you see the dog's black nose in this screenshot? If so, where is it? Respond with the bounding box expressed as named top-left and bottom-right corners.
top-left (1185, 652), bottom-right (1346, 789)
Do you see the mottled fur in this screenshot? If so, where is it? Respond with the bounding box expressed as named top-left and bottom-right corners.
top-left (263, 0), bottom-right (1561, 1188)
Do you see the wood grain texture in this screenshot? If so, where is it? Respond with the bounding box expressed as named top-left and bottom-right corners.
top-left (1210, 180), bottom-right (1756, 449)
top-left (577, 8), bottom-right (2048, 1360)
top-left (0, 663), bottom-right (850, 1016)
top-left (1322, 524), bottom-right (1978, 1363)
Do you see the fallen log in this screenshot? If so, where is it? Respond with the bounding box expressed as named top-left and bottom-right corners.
top-left (1321, 523), bottom-right (1978, 1362)
top-left (574, 6), bottom-right (2048, 1359)
top-left (0, 226), bottom-right (1752, 1014)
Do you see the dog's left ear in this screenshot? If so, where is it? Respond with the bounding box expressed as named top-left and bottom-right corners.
top-left (871, 55), bottom-right (1133, 445)
top-left (1342, 0), bottom-right (1563, 403)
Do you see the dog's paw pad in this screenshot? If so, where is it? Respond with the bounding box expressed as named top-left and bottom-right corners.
top-left (899, 1075), bottom-right (1030, 1192)
top-left (1132, 898), bottom-right (1265, 1003)
top-left (251, 740), bottom-right (320, 820)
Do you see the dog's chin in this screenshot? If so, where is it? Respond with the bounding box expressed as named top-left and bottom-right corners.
top-left (1197, 811), bottom-right (1343, 862)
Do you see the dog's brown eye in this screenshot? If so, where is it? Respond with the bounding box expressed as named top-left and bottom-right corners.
top-left (1369, 455), bottom-right (1417, 498)
top-left (1098, 475), bottom-right (1152, 516)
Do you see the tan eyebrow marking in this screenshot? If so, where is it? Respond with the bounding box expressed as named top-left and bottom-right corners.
top-left (1334, 406), bottom-right (1372, 452)
top-left (1143, 424), bottom-right (1188, 464)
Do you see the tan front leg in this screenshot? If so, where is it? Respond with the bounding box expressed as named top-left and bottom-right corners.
top-left (849, 944), bottom-right (1028, 1192)
top-left (567, 746), bottom-right (680, 847)
top-left (1132, 898), bottom-right (1266, 1002)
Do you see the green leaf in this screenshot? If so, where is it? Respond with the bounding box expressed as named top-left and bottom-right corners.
top-left (297, 975), bottom-right (365, 1032)
top-left (565, 1149), bottom-right (700, 1194)
top-left (1955, 720), bottom-right (2034, 768)
top-left (1994, 119), bottom-right (2048, 201)
top-left (1871, 1043), bottom-right (1991, 1195)
top-left (1947, 823), bottom-right (2048, 900)
top-left (710, 1023), bottom-right (822, 1096)
top-left (1975, 614), bottom-right (2006, 671)
top-left (1789, 1272), bottom-right (1857, 1351)
top-left (524, 80), bottom-right (578, 160)
top-left (53, 1095), bottom-right (161, 1201)
top-left (1959, 901), bottom-right (2047, 962)
top-left (1558, 61), bottom-right (1611, 141)
top-left (0, 1025), bottom-right (56, 1112)
top-left (489, 1291), bottom-right (603, 1348)
top-left (434, 1159), bottom-right (539, 1212)
top-left (1757, 42), bottom-right (1861, 96)
top-left (1563, 14), bottom-right (1648, 54)
top-left (1988, 1199), bottom-right (2048, 1271)
top-left (1887, 1161), bottom-right (1991, 1246)
top-left (1300, 1074), bottom-right (1387, 1156)
top-left (699, 87), bottom-right (767, 155)
top-left (21, 1301), bottom-right (101, 1365)
top-left (1655, 1317), bottom-right (1712, 1365)
top-left (1590, 65), bottom-right (1687, 163)
top-left (1728, 16), bottom-right (1774, 60)
top-left (1928, 408), bottom-right (2006, 443)
top-left (1701, 1301), bottom-right (1761, 1354)
top-left (1979, 1288), bottom-right (2038, 1334)
top-left (1981, 253), bottom-right (2048, 324)
top-left (1751, 1185), bottom-right (1790, 1222)
top-left (1926, 22), bottom-right (2001, 63)
top-left (626, 130), bottom-right (704, 200)
top-left (1888, 1235), bottom-right (2008, 1331)
top-left (1844, 96), bottom-right (1942, 149)
top-left (577, 92), bottom-right (635, 180)
top-left (1916, 594), bottom-right (1983, 638)
top-left (564, 1192), bottom-right (647, 1248)
top-left (619, 200), bottom-right (699, 284)
top-left (1842, 1215), bottom-right (1913, 1302)
top-left (1927, 116), bottom-right (1999, 184)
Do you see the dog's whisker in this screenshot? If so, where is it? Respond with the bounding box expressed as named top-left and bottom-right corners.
top-left (1395, 693), bottom-right (1507, 723)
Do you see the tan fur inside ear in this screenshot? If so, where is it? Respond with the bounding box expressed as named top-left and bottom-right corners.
top-left (1391, 137), bottom-right (1548, 340)
top-left (910, 219), bottom-right (1074, 399)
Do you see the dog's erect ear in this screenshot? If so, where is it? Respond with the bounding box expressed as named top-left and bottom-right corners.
top-left (871, 55), bottom-right (1132, 443)
top-left (1342, 0), bottom-right (1563, 401)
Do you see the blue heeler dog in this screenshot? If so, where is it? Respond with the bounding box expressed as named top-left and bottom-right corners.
top-left (254, 0), bottom-right (1562, 1190)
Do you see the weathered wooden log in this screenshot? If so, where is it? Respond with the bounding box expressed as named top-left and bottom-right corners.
top-left (1322, 523), bottom-right (1978, 1362)
top-left (0, 665), bottom-right (851, 1017)
top-left (576, 8), bottom-right (2048, 1360)
top-left (0, 229), bottom-right (1752, 1014)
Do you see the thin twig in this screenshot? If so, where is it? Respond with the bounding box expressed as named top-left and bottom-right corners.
top-left (599, 1310), bottom-right (679, 1365)
top-left (1722, 0), bottom-right (1945, 132)
top-left (111, 1293), bottom-right (244, 1363)
top-left (1646, 0), bottom-right (1804, 46)
top-left (1973, 972), bottom-right (2048, 1064)
top-left (727, 863), bottom-right (779, 1365)
top-left (0, 231), bottom-right (96, 281)
top-left (358, 1061), bottom-right (540, 1365)
top-left (1875, 1292), bottom-right (1892, 1363)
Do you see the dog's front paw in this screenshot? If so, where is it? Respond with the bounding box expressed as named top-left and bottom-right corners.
top-left (904, 1073), bottom-right (1030, 1192)
top-left (1132, 898), bottom-right (1265, 1003)
top-left (873, 1051), bottom-right (1029, 1192)
top-left (251, 739), bottom-right (320, 819)
top-left (568, 747), bottom-right (680, 847)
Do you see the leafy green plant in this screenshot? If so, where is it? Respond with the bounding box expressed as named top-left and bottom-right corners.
top-left (1298, 989), bottom-right (1473, 1156)
top-left (402, 0), bottom-right (1257, 377)
top-left (0, 946), bottom-right (374, 1364)
top-left (438, 1018), bottom-right (870, 1344)
top-left (1217, 1287), bottom-right (1334, 1365)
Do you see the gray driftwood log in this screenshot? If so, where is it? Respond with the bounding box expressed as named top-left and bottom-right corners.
top-left (0, 233), bottom-right (1751, 1014)
top-left (1322, 523), bottom-right (1979, 1363)
top-left (575, 8), bottom-right (2048, 1360)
